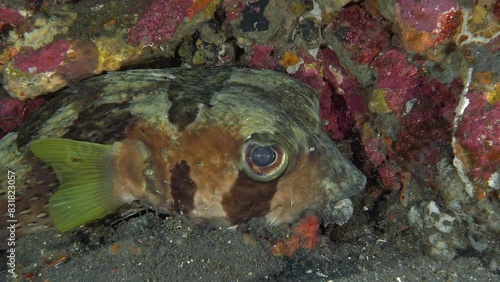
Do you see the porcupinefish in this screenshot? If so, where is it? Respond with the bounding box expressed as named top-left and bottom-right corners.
top-left (0, 68), bottom-right (365, 249)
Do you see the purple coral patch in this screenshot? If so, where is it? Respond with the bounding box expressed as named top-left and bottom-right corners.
top-left (0, 7), bottom-right (24, 27)
top-left (0, 97), bottom-right (44, 138)
top-left (333, 4), bottom-right (390, 64)
top-left (396, 0), bottom-right (458, 33)
top-left (249, 45), bottom-right (278, 69)
top-left (14, 40), bottom-right (71, 74)
top-left (456, 90), bottom-right (500, 181)
top-left (374, 50), bottom-right (421, 114)
top-left (127, 0), bottom-right (193, 46)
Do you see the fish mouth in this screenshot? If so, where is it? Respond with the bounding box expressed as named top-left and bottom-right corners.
top-left (261, 131), bottom-right (366, 227)
top-left (311, 132), bottom-right (366, 225)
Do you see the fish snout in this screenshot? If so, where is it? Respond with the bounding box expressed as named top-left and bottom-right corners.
top-left (311, 134), bottom-right (366, 225)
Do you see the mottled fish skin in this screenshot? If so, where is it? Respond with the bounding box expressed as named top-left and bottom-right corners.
top-left (0, 68), bottom-right (365, 249)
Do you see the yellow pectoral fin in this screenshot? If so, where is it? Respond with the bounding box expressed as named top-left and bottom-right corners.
top-left (30, 138), bottom-right (122, 232)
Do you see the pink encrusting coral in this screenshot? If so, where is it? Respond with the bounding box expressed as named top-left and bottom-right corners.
top-left (5, 39), bottom-right (99, 99)
top-left (13, 39), bottom-right (99, 81)
top-left (14, 40), bottom-right (72, 74)
top-left (292, 51), bottom-right (323, 90)
top-left (333, 4), bottom-right (390, 64)
top-left (291, 48), bottom-right (366, 141)
top-left (0, 98), bottom-right (25, 137)
top-left (318, 48), bottom-right (367, 139)
top-left (395, 0), bottom-right (461, 53)
top-left (396, 0), bottom-right (459, 33)
top-left (393, 79), bottom-right (461, 187)
top-left (249, 45), bottom-right (278, 70)
top-left (373, 50), bottom-right (421, 114)
top-left (127, 0), bottom-right (193, 46)
top-left (0, 97), bottom-right (44, 139)
top-left (378, 161), bottom-right (402, 190)
top-left (0, 7), bottom-right (24, 30)
top-left (363, 136), bottom-right (387, 165)
top-left (358, 48), bottom-right (461, 190)
top-left (455, 90), bottom-right (500, 182)
top-left (223, 0), bottom-right (246, 21)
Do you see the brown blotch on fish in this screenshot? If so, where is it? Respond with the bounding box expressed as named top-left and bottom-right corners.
top-left (170, 160), bottom-right (197, 214)
top-left (222, 172), bottom-right (279, 224)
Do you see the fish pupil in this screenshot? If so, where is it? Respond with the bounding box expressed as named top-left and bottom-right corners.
top-left (251, 146), bottom-right (276, 167)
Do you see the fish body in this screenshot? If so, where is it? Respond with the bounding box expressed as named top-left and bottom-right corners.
top-left (0, 68), bottom-right (365, 248)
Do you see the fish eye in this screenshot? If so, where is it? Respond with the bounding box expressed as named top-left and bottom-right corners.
top-left (241, 139), bottom-right (288, 182)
